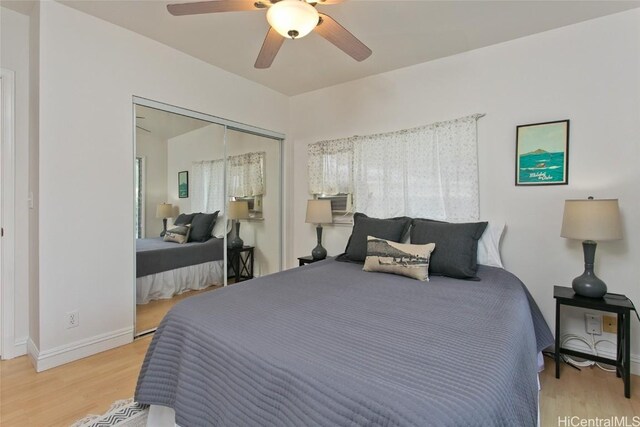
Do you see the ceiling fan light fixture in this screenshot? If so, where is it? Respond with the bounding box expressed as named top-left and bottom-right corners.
top-left (267, 0), bottom-right (319, 39)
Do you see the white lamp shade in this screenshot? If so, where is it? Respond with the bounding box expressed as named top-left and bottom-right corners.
top-left (228, 200), bottom-right (250, 220)
top-left (156, 203), bottom-right (173, 219)
top-left (561, 198), bottom-right (622, 241)
top-left (266, 0), bottom-right (319, 39)
top-left (306, 199), bottom-right (332, 224)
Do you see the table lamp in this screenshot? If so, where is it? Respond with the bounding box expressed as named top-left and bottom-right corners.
top-left (228, 200), bottom-right (249, 249)
top-left (561, 197), bottom-right (622, 298)
top-left (306, 200), bottom-right (333, 260)
top-left (156, 203), bottom-right (173, 237)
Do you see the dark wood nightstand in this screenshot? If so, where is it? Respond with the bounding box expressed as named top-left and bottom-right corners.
top-left (228, 246), bottom-right (254, 282)
top-left (554, 285), bottom-right (636, 398)
top-left (298, 256), bottom-right (322, 266)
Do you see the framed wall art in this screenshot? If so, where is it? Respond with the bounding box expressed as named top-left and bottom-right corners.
top-left (516, 119), bottom-right (569, 186)
top-left (178, 171), bottom-right (189, 198)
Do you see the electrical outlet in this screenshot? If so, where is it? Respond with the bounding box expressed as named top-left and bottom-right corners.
top-left (603, 315), bottom-right (617, 334)
top-left (66, 310), bottom-right (79, 329)
top-left (585, 313), bottom-right (602, 335)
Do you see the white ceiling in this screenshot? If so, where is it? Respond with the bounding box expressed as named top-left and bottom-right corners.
top-left (136, 104), bottom-right (212, 140)
top-left (10, 1), bottom-right (640, 95)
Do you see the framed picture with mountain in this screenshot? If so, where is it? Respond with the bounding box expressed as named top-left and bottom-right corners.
top-left (516, 119), bottom-right (569, 186)
top-left (178, 171), bottom-right (189, 198)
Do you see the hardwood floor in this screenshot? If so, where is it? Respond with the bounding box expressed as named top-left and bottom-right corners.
top-left (135, 285), bottom-right (222, 334)
top-left (1, 344), bottom-right (638, 426)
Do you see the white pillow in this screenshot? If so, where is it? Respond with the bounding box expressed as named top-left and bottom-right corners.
top-left (212, 218), bottom-right (232, 239)
top-left (477, 221), bottom-right (505, 268)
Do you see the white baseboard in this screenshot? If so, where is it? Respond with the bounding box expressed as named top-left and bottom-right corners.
top-left (13, 336), bottom-right (27, 356)
top-left (28, 327), bottom-right (133, 372)
top-left (562, 341), bottom-right (640, 376)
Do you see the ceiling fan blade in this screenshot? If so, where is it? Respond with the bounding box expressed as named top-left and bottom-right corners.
top-left (167, 0), bottom-right (264, 16)
top-left (136, 125), bottom-right (151, 133)
top-left (314, 13), bottom-right (371, 62)
top-left (255, 27), bottom-right (285, 69)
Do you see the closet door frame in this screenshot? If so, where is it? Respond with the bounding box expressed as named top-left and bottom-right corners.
top-left (132, 96), bottom-right (285, 337)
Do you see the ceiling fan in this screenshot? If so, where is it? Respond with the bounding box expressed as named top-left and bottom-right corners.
top-left (167, 0), bottom-right (372, 69)
top-left (136, 116), bottom-right (151, 133)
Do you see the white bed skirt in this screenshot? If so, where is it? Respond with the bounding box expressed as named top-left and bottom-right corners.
top-left (136, 260), bottom-right (224, 305)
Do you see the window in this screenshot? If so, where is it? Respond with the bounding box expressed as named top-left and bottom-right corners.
top-left (308, 114), bottom-right (482, 222)
top-left (316, 193), bottom-right (353, 223)
top-left (134, 157), bottom-right (145, 238)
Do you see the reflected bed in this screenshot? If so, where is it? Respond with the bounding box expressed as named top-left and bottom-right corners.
top-left (135, 237), bottom-right (225, 304)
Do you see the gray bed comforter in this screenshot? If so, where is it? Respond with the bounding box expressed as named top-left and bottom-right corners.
top-left (136, 237), bottom-right (225, 278)
top-left (135, 259), bottom-right (553, 426)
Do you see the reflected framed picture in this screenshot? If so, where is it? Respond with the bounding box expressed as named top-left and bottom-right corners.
top-left (516, 120), bottom-right (569, 186)
top-left (178, 171), bottom-right (189, 198)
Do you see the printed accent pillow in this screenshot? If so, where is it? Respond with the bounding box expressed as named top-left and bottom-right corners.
top-left (411, 218), bottom-right (488, 279)
top-left (363, 236), bottom-right (436, 281)
top-left (163, 224), bottom-right (191, 244)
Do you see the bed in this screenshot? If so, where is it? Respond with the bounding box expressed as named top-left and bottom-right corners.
top-left (136, 237), bottom-right (225, 304)
top-left (135, 257), bottom-right (553, 426)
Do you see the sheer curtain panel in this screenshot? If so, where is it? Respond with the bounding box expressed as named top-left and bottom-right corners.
top-left (308, 114), bottom-right (482, 221)
top-left (192, 160), bottom-right (225, 214)
top-left (228, 152), bottom-right (265, 197)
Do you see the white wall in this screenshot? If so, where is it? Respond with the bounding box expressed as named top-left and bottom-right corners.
top-left (1, 6), bottom-right (31, 356)
top-left (136, 130), bottom-right (168, 238)
top-left (167, 123), bottom-right (224, 215)
top-left (33, 0), bottom-right (288, 370)
top-left (289, 10), bottom-right (640, 369)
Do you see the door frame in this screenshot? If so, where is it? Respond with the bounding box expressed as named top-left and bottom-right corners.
top-left (1, 69), bottom-right (17, 359)
top-left (131, 96), bottom-right (285, 337)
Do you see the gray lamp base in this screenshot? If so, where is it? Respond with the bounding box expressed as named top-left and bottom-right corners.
top-left (311, 225), bottom-right (327, 260)
top-left (229, 221), bottom-right (244, 249)
top-left (572, 240), bottom-right (607, 298)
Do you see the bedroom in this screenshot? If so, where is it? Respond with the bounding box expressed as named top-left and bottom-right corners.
top-left (1, 0), bottom-right (639, 425)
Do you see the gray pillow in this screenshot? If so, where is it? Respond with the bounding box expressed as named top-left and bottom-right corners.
top-left (410, 218), bottom-right (488, 279)
top-left (189, 211), bottom-right (219, 242)
top-left (336, 213), bottom-right (412, 263)
top-left (174, 213), bottom-right (198, 226)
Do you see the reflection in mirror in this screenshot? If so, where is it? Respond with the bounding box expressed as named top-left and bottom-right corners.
top-left (226, 129), bottom-right (281, 279)
top-left (134, 105), bottom-right (225, 336)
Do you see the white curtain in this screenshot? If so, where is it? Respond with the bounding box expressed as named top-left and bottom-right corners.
top-left (308, 138), bottom-right (354, 195)
top-left (309, 114), bottom-right (482, 221)
top-left (228, 152), bottom-right (265, 197)
top-left (192, 159), bottom-right (225, 213)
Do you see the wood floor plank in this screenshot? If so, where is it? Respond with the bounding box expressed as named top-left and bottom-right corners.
top-left (2, 338), bottom-right (638, 426)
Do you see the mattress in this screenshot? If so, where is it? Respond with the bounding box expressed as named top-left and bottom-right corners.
top-left (136, 237), bottom-right (225, 278)
top-left (136, 259), bottom-right (553, 426)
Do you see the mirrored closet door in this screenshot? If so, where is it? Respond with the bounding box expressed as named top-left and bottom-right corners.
top-left (133, 99), bottom-right (283, 337)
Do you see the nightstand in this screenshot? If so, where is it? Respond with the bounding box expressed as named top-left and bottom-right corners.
top-left (228, 246), bottom-right (254, 282)
top-left (554, 285), bottom-right (636, 398)
top-left (298, 256), bottom-right (322, 266)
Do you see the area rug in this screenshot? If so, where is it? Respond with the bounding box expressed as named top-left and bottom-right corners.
top-left (70, 398), bottom-right (149, 427)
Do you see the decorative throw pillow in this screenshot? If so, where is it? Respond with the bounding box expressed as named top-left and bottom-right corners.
top-left (163, 225), bottom-right (191, 244)
top-left (211, 218), bottom-right (232, 238)
top-left (336, 213), bottom-right (412, 263)
top-left (174, 213), bottom-right (198, 226)
top-left (411, 218), bottom-right (488, 279)
top-left (363, 236), bottom-right (435, 281)
top-left (189, 211), bottom-right (219, 242)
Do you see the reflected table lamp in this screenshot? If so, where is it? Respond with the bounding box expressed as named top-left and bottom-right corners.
top-left (560, 197), bottom-right (622, 298)
top-left (228, 200), bottom-right (249, 249)
top-left (306, 200), bottom-right (333, 260)
top-left (156, 203), bottom-right (173, 237)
